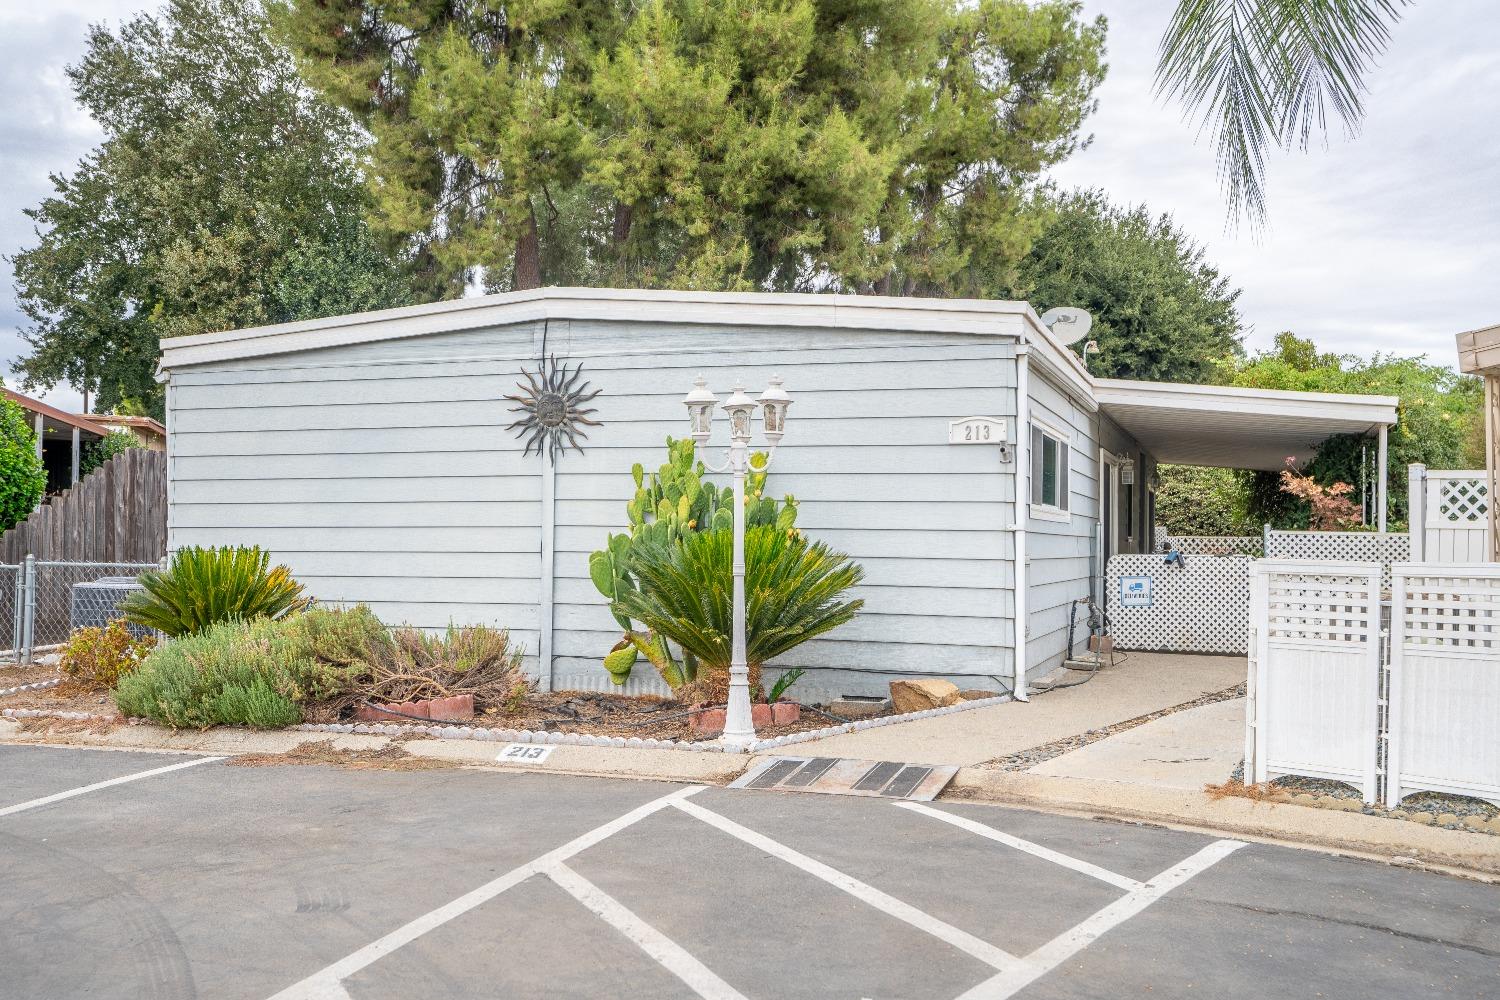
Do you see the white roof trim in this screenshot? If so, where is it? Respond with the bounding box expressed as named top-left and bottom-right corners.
top-left (157, 287), bottom-right (1043, 370)
top-left (1095, 377), bottom-right (1398, 471)
top-left (1095, 378), bottom-right (1398, 427)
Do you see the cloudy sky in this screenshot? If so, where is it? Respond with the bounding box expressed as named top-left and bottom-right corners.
top-left (2, 0), bottom-right (1496, 413)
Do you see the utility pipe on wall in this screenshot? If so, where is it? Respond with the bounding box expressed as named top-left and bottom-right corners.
top-left (1012, 344), bottom-right (1030, 701)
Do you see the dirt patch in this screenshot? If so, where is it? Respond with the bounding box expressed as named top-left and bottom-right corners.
top-left (347, 689), bottom-right (884, 744)
top-left (979, 682), bottom-right (1247, 772)
top-left (12, 716), bottom-right (125, 736)
top-left (0, 665), bottom-right (64, 690)
top-left (225, 740), bottom-right (460, 772)
top-left (0, 679), bottom-right (121, 718)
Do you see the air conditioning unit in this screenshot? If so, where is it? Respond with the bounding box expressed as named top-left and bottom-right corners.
top-left (70, 576), bottom-right (151, 637)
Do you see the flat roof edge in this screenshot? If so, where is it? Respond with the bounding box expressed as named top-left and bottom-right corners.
top-left (1095, 377), bottom-right (1399, 424)
top-left (158, 288), bottom-right (1039, 370)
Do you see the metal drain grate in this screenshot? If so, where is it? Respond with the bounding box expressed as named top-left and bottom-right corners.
top-left (728, 757), bottom-right (957, 801)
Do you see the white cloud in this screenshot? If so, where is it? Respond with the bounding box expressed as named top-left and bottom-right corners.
top-left (1049, 0), bottom-right (1500, 365)
top-left (1, 0), bottom-right (1495, 414)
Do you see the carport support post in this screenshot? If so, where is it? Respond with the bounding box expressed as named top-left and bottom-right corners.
top-left (32, 412), bottom-right (42, 463)
top-left (70, 426), bottom-right (80, 485)
top-left (1376, 424), bottom-right (1388, 533)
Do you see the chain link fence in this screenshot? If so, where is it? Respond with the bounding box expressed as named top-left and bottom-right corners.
top-left (0, 558), bottom-right (161, 665)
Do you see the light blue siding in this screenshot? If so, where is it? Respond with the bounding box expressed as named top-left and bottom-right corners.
top-left (167, 319), bottom-right (1023, 700)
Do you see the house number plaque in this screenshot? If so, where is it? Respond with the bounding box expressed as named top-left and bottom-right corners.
top-left (948, 416), bottom-right (1009, 444)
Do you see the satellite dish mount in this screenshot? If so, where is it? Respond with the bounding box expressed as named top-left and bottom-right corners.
top-left (1038, 306), bottom-right (1093, 347)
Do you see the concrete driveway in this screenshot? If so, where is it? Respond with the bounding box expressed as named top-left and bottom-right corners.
top-left (0, 743), bottom-right (1495, 1000)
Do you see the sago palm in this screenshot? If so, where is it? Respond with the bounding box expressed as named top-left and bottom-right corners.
top-left (616, 526), bottom-right (864, 703)
top-left (122, 546), bottom-right (310, 637)
top-left (1157, 0), bottom-right (1408, 228)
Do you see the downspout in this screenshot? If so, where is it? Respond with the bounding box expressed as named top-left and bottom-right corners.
top-left (1013, 344), bottom-right (1030, 701)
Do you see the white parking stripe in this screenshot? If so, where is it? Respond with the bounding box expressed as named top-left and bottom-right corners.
top-left (895, 802), bottom-right (1145, 892)
top-left (954, 839), bottom-right (1247, 1000)
top-left (671, 797), bottom-right (1025, 973)
top-left (0, 756), bottom-right (223, 818)
top-left (264, 785), bottom-right (705, 1000)
top-left (547, 863), bottom-right (750, 1000)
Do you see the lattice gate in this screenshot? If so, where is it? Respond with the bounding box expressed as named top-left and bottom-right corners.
top-left (1387, 565), bottom-right (1500, 807)
top-left (1247, 561), bottom-right (1383, 803)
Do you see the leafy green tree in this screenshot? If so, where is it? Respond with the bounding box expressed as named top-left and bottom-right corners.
top-left (1156, 1), bottom-right (1407, 228)
top-left (8, 0), bottom-right (418, 419)
top-left (1154, 465), bottom-right (1247, 536)
top-left (0, 398), bottom-right (47, 531)
top-left (80, 430), bottom-right (144, 479)
top-left (1220, 332), bottom-right (1484, 526)
top-left (1012, 191), bottom-right (1243, 382)
top-left (274, 0), bottom-right (1105, 295)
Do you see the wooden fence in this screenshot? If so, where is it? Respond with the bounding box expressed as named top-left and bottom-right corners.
top-left (0, 447), bottom-right (166, 563)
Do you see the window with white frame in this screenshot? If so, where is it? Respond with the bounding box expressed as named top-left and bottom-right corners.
top-left (1030, 421), bottom-right (1071, 520)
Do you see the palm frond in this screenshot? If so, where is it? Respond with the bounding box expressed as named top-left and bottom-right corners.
top-left (616, 526), bottom-right (864, 673)
top-left (1156, 0), bottom-right (1407, 229)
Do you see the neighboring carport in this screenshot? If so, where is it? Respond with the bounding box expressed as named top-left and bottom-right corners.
top-left (1094, 378), bottom-right (1399, 529)
top-left (1456, 322), bottom-right (1500, 560)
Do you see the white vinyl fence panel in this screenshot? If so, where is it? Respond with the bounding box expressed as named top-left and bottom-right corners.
top-left (1249, 561), bottom-right (1382, 803)
top-left (1387, 565), bottom-right (1500, 807)
top-left (1408, 466), bottom-right (1490, 565)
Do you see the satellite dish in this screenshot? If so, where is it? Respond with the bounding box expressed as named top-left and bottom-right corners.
top-left (1039, 306), bottom-right (1093, 346)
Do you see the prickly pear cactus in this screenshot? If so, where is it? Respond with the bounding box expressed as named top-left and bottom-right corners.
top-left (589, 437), bottom-right (797, 686)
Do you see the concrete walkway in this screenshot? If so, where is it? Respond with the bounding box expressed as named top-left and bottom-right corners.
top-left (789, 652), bottom-right (1246, 767)
top-left (1027, 697), bottom-right (1245, 790)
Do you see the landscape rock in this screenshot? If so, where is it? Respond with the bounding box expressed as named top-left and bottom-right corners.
top-left (889, 678), bottom-right (963, 714)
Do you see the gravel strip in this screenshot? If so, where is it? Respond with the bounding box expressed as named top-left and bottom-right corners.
top-left (1223, 761), bottom-right (1500, 835)
top-left (980, 682), bottom-right (1247, 772)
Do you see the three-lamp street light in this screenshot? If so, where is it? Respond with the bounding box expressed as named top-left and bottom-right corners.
top-left (682, 375), bottom-right (793, 750)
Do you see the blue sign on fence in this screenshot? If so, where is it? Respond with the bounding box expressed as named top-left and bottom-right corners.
top-left (1119, 575), bottom-right (1153, 609)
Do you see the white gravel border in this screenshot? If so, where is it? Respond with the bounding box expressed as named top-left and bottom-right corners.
top-left (0, 677), bottom-right (62, 699)
top-left (1, 706), bottom-right (118, 722)
top-left (285, 694), bottom-right (1012, 754)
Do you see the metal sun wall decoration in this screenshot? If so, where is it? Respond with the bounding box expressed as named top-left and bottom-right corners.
top-left (505, 355), bottom-right (602, 461)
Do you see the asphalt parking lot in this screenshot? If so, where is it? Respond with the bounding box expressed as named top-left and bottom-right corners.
top-left (1, 743), bottom-right (1496, 999)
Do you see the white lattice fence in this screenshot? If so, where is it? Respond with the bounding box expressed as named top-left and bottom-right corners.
top-left (1248, 561), bottom-right (1382, 803)
top-left (1409, 467), bottom-right (1490, 564)
top-left (1108, 553), bottom-right (1251, 654)
top-left (1164, 535), bottom-right (1263, 557)
top-left (1387, 566), bottom-right (1500, 807)
top-left (1265, 530), bottom-right (1409, 590)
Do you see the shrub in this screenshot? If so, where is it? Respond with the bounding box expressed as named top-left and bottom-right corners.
top-left (0, 396), bottom-right (46, 531)
top-left (80, 429), bottom-right (144, 477)
top-left (616, 525), bottom-right (863, 702)
top-left (590, 437), bottom-right (797, 687)
top-left (113, 606), bottom-right (378, 728)
top-left (121, 546), bottom-right (309, 637)
top-left (59, 620), bottom-right (156, 690)
top-left (113, 605), bottom-right (530, 727)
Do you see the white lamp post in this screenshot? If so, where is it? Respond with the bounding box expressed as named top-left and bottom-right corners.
top-left (682, 374), bottom-right (792, 750)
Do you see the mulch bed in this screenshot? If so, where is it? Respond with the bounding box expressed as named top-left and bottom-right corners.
top-left (979, 682), bottom-right (1247, 772)
top-left (446, 690), bottom-right (884, 744)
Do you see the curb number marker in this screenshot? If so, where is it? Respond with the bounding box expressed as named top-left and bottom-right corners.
top-left (498, 743), bottom-right (554, 764)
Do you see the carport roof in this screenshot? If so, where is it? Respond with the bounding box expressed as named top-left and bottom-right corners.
top-left (1094, 378), bottom-right (1398, 471)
